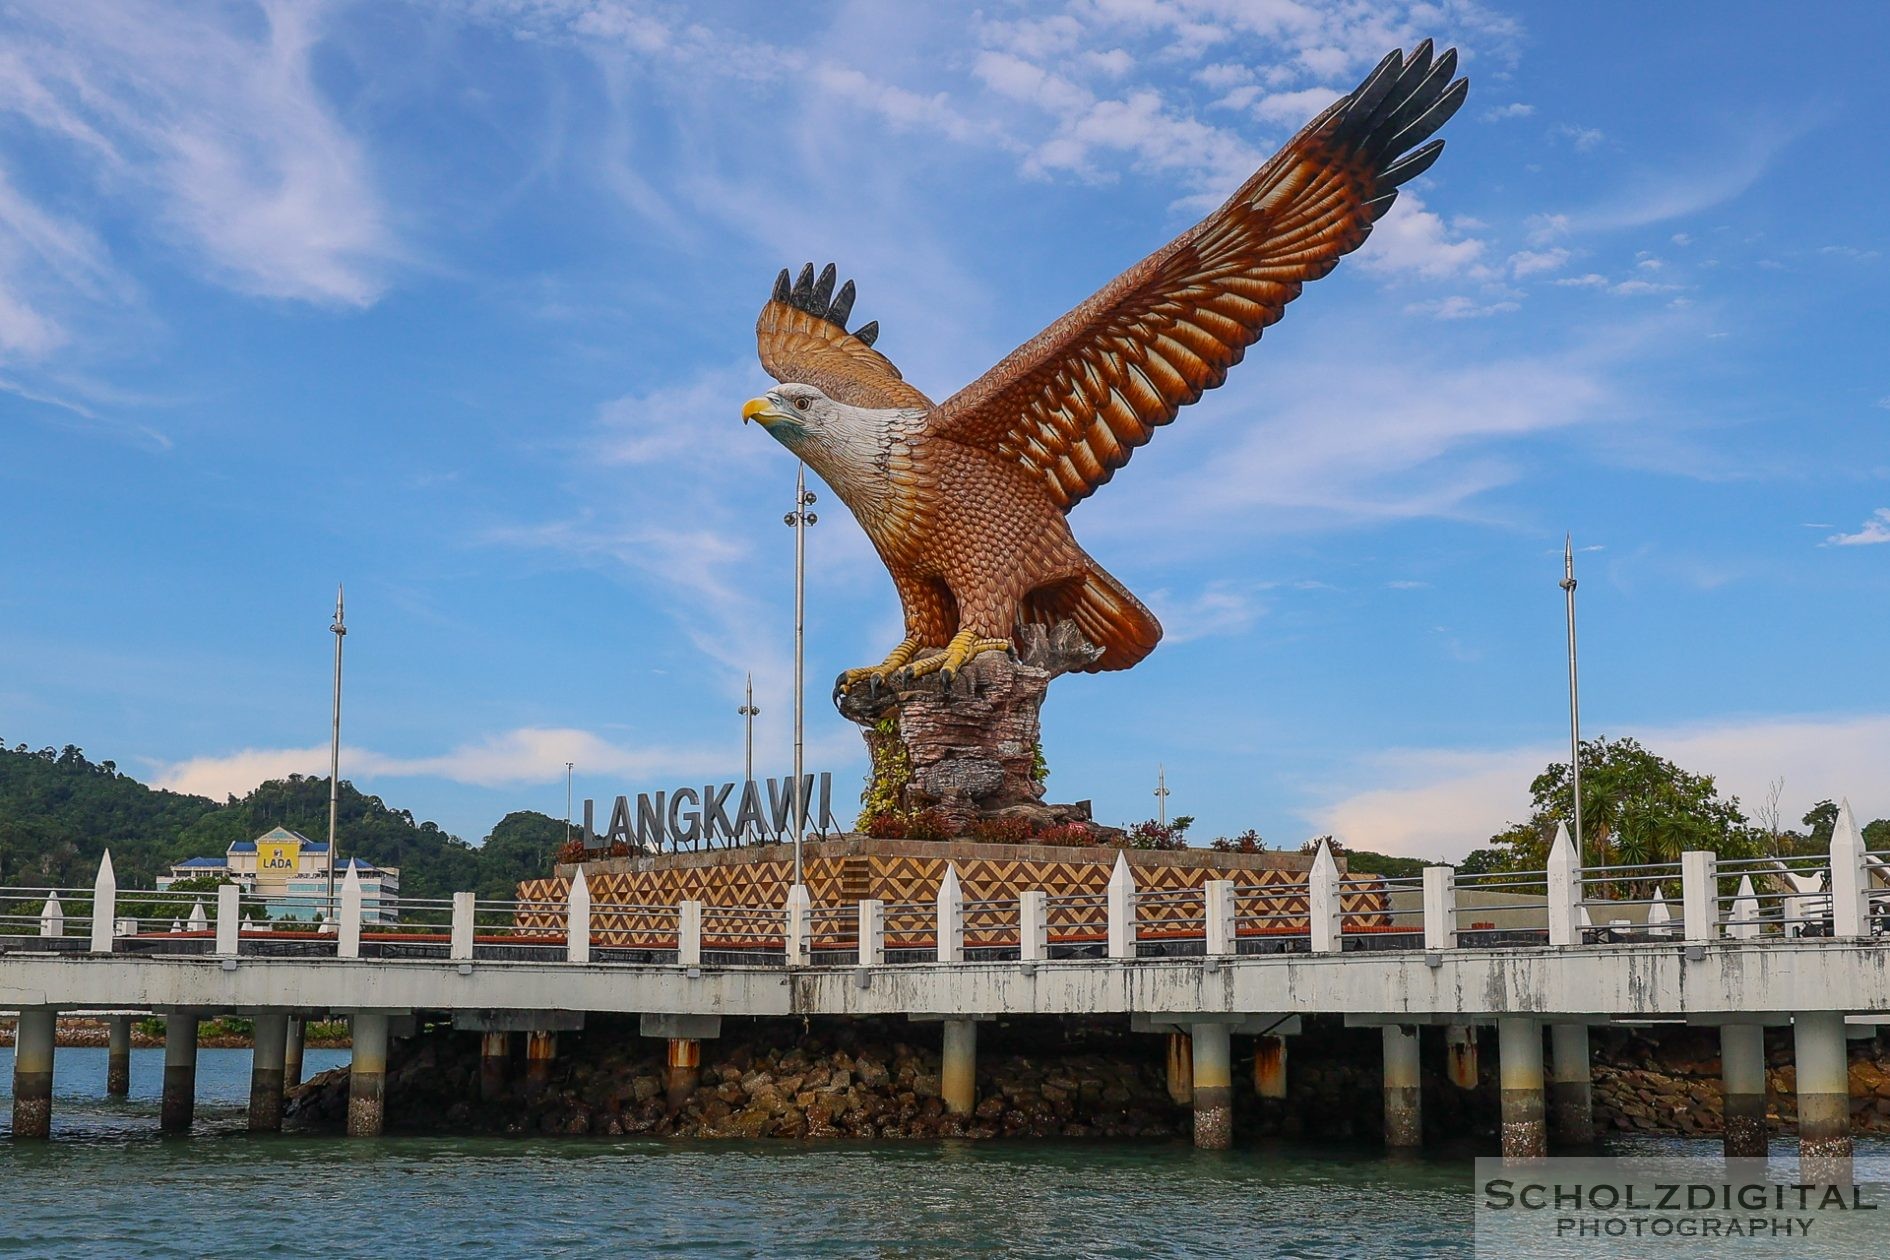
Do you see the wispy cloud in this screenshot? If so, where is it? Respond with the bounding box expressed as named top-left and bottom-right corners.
top-left (1826, 509), bottom-right (1890, 547)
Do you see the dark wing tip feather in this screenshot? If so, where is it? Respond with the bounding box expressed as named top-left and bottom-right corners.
top-left (1330, 42), bottom-right (1467, 192)
top-left (772, 262), bottom-right (878, 343)
top-left (853, 320), bottom-right (879, 347)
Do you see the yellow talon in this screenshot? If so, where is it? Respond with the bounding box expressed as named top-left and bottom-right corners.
top-left (901, 631), bottom-right (1012, 683)
top-left (836, 639), bottom-right (922, 696)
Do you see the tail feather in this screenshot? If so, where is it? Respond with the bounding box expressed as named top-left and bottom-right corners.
top-left (1020, 562), bottom-right (1162, 672)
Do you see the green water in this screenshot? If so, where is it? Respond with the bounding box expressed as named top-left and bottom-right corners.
top-left (3, 1047), bottom-right (1885, 1257)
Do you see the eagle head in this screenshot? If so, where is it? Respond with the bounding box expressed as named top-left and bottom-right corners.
top-left (741, 383), bottom-right (841, 454)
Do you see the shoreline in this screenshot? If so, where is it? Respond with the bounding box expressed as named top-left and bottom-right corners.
top-left (0, 1016), bottom-right (352, 1051)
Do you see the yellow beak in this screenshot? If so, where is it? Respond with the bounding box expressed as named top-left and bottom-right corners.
top-left (743, 397), bottom-right (783, 425)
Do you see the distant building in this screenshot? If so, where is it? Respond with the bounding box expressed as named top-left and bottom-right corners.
top-left (157, 826), bottom-right (400, 924)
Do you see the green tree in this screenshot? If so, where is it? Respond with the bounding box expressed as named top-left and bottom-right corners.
top-left (475, 812), bottom-right (569, 899)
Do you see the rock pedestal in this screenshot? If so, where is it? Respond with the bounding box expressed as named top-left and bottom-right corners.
top-left (836, 623), bottom-right (1102, 831)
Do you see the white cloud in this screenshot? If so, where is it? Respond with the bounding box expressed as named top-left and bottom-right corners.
top-left (1508, 247), bottom-right (1570, 277)
top-left (1825, 509), bottom-right (1890, 547)
top-left (1403, 295), bottom-right (1519, 320)
top-left (1252, 86), bottom-right (1343, 124)
top-left (1144, 580), bottom-right (1269, 643)
top-left (1356, 192), bottom-right (1489, 281)
top-left (1480, 102), bottom-right (1534, 121)
top-left (1553, 273), bottom-right (1608, 288)
top-left (1556, 124), bottom-right (1605, 152)
top-left (1313, 714), bottom-right (1890, 859)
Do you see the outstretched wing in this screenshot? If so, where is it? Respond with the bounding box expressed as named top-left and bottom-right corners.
top-left (756, 263), bottom-right (934, 410)
top-left (923, 42), bottom-right (1467, 511)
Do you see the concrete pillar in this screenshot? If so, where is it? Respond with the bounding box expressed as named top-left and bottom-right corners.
top-left (11, 1009), bottom-right (56, 1139)
top-left (1793, 1011), bottom-right (1851, 1181)
top-left (942, 1019), bottom-right (978, 1118)
top-left (248, 1011), bottom-right (288, 1132)
top-left (1253, 1034), bottom-right (1288, 1100)
top-left (283, 1017), bottom-right (305, 1087)
top-left (348, 1011), bottom-right (389, 1138)
top-left (1548, 1023), bottom-right (1594, 1147)
top-left (525, 1030), bottom-right (558, 1099)
top-left (1445, 1024), bottom-right (1480, 1089)
top-left (1721, 1023), bottom-right (1768, 1158)
top-left (1191, 1022), bottom-right (1233, 1150)
top-left (480, 1032), bottom-right (509, 1102)
top-left (1497, 1016), bottom-right (1546, 1159)
top-left (1165, 1031), bottom-right (1194, 1105)
top-left (106, 1015), bottom-right (132, 1097)
top-left (663, 1036), bottom-right (698, 1108)
top-left (161, 1014), bottom-right (199, 1133)
top-left (1382, 1024), bottom-right (1422, 1148)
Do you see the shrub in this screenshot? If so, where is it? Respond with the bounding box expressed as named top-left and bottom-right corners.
top-left (1035, 821), bottom-right (1096, 847)
top-left (556, 838), bottom-right (588, 864)
top-left (863, 808), bottom-right (955, 842)
top-left (1209, 829), bottom-right (1266, 854)
top-left (1124, 817), bottom-right (1192, 850)
top-left (968, 815), bottom-right (1035, 844)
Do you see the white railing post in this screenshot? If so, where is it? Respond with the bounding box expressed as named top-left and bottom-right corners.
top-left (39, 891), bottom-right (64, 937)
top-left (1107, 851), bottom-right (1136, 960)
top-left (450, 891), bottom-right (475, 960)
top-left (858, 898), bottom-right (884, 967)
top-left (90, 851), bottom-right (116, 953)
top-left (679, 900), bottom-right (703, 966)
top-left (339, 863), bottom-right (363, 958)
top-left (215, 883), bottom-right (241, 956)
top-left (1646, 890), bottom-right (1673, 937)
top-left (1681, 851), bottom-right (1716, 943)
top-left (1830, 799), bottom-right (1869, 938)
top-left (1728, 875), bottom-right (1760, 940)
top-left (936, 866), bottom-right (964, 963)
top-left (1204, 880), bottom-right (1235, 956)
top-left (1546, 821), bottom-right (1581, 946)
top-left (1019, 890), bottom-right (1047, 961)
top-left (1422, 864), bottom-right (1457, 951)
top-left (567, 866), bottom-right (592, 963)
top-left (186, 898), bottom-right (208, 933)
top-left (785, 884), bottom-right (811, 966)
top-left (1308, 841), bottom-right (1340, 954)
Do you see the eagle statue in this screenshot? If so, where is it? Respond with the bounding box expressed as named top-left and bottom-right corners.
top-left (742, 43), bottom-right (1467, 698)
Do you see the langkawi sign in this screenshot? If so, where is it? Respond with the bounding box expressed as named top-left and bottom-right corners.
top-left (581, 772), bottom-right (840, 853)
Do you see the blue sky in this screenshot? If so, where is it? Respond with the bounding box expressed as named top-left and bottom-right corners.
top-left (2, 0), bottom-right (1886, 859)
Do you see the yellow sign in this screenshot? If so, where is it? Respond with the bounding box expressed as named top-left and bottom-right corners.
top-left (257, 839), bottom-right (301, 874)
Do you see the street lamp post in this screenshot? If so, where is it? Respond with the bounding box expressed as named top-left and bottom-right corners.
top-left (738, 674), bottom-right (760, 841)
top-left (1561, 537), bottom-right (1584, 857)
top-left (565, 761), bottom-right (574, 849)
top-left (783, 467), bottom-right (817, 885)
top-left (1154, 764), bottom-right (1170, 829)
top-left (325, 586), bottom-right (347, 919)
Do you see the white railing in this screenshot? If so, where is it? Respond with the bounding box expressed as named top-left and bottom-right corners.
top-left (4, 807), bottom-right (1883, 969)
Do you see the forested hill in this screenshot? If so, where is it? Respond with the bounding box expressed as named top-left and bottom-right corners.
top-left (0, 741), bottom-right (562, 899)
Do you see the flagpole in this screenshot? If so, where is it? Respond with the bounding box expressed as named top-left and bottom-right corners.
top-left (326, 585), bottom-right (347, 919)
top-left (1560, 538), bottom-right (1583, 856)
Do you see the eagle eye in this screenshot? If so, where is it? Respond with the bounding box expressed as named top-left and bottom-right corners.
top-left (794, 397), bottom-right (810, 411)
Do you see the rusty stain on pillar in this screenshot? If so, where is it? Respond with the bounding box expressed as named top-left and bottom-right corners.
top-left (480, 1031), bottom-right (510, 1102)
top-left (1191, 1023), bottom-right (1232, 1150)
top-left (161, 1014), bottom-right (200, 1133)
top-left (1445, 1024), bottom-right (1479, 1090)
top-left (664, 1036), bottom-right (697, 1108)
top-left (1165, 1031), bottom-right (1194, 1106)
top-left (11, 1008), bottom-right (56, 1139)
top-left (1794, 1011), bottom-right (1851, 1183)
top-left (1720, 1024), bottom-right (1768, 1159)
top-left (106, 1014), bottom-right (132, 1097)
top-left (942, 1020), bottom-right (978, 1117)
top-left (1253, 1034), bottom-right (1287, 1100)
top-left (348, 1011), bottom-right (390, 1138)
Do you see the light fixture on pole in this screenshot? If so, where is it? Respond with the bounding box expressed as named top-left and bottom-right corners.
top-left (783, 465), bottom-right (817, 885)
top-left (1561, 536), bottom-right (1583, 858)
top-left (1154, 763), bottom-right (1170, 829)
top-left (326, 585), bottom-right (347, 920)
top-left (738, 673), bottom-right (760, 839)
top-left (565, 761), bottom-right (574, 848)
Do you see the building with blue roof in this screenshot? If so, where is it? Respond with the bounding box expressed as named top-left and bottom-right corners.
top-left (157, 826), bottom-right (399, 924)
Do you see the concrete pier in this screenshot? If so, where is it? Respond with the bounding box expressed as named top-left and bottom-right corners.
top-left (11, 1008), bottom-right (56, 1139)
top-left (106, 1015), bottom-right (132, 1097)
top-left (1497, 1016), bottom-right (1546, 1159)
top-left (248, 1011), bottom-right (288, 1132)
top-left (941, 1020), bottom-right (978, 1118)
top-left (1793, 1011), bottom-right (1851, 1181)
top-left (348, 1011), bottom-right (389, 1138)
top-left (1548, 1023), bottom-right (1593, 1147)
top-left (663, 1036), bottom-right (698, 1108)
top-left (525, 1030), bottom-right (558, 1098)
top-left (480, 1031), bottom-right (509, 1102)
top-left (1381, 1024), bottom-right (1422, 1148)
top-left (1445, 1024), bottom-right (1479, 1089)
top-left (283, 1016), bottom-right (305, 1086)
top-left (1720, 1024), bottom-right (1768, 1158)
top-left (1164, 1031), bottom-right (1193, 1105)
top-left (1190, 1022), bottom-right (1232, 1150)
top-left (1253, 1034), bottom-right (1288, 1100)
top-left (161, 1014), bottom-right (199, 1133)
